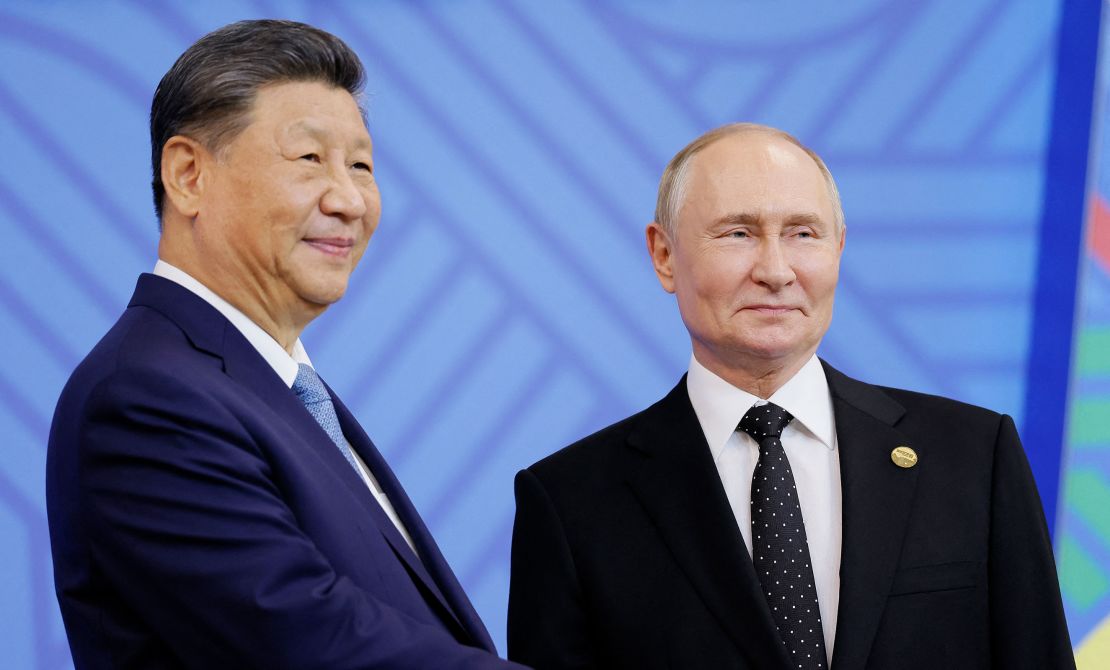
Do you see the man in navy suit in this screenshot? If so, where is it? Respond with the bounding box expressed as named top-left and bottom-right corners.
top-left (47, 19), bottom-right (525, 670)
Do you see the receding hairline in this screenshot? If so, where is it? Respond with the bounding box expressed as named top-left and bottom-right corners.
top-left (261, 87), bottom-right (373, 143)
top-left (180, 81), bottom-right (370, 155)
top-left (655, 123), bottom-right (844, 236)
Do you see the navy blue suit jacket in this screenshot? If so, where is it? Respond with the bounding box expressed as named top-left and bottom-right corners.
top-left (47, 274), bottom-right (524, 670)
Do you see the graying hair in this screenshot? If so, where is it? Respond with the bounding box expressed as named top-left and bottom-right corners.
top-left (654, 123), bottom-right (844, 236)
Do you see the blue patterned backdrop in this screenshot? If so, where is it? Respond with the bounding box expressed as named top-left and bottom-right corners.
top-left (0, 1), bottom-right (1085, 667)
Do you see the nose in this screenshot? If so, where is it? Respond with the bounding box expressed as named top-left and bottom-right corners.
top-left (320, 166), bottom-right (368, 222)
top-left (751, 236), bottom-right (796, 290)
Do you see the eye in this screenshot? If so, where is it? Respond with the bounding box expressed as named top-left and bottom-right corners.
top-left (351, 161), bottom-right (372, 172)
top-left (729, 230), bottom-right (749, 239)
top-left (786, 226), bottom-right (816, 239)
top-left (299, 153), bottom-right (321, 163)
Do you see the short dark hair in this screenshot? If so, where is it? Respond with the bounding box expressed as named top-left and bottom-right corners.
top-left (150, 19), bottom-right (366, 223)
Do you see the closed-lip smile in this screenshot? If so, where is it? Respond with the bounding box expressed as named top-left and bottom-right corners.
top-left (743, 304), bottom-right (798, 315)
top-left (304, 237), bottom-right (354, 257)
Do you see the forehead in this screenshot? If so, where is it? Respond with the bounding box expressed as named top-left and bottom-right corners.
top-left (243, 80), bottom-right (371, 145)
top-left (682, 132), bottom-right (833, 223)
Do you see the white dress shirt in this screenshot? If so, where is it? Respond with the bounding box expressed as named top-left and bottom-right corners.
top-left (153, 260), bottom-right (418, 553)
top-left (686, 353), bottom-right (841, 660)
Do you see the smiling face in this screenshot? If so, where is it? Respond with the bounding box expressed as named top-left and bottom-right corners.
top-left (195, 80), bottom-right (380, 330)
top-left (649, 131), bottom-right (844, 385)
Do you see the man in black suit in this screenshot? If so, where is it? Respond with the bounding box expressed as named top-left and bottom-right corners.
top-left (507, 123), bottom-right (1074, 669)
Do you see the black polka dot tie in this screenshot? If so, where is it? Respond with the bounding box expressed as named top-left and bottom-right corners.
top-left (738, 402), bottom-right (827, 670)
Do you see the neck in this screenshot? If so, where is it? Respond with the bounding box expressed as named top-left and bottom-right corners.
top-left (158, 237), bottom-right (317, 354)
top-left (693, 344), bottom-right (815, 399)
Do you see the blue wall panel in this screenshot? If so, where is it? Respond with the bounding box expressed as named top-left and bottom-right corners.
top-left (0, 1), bottom-right (1077, 666)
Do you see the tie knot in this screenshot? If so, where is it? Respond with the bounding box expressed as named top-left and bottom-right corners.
top-left (737, 402), bottom-right (794, 441)
top-left (292, 363), bottom-right (329, 405)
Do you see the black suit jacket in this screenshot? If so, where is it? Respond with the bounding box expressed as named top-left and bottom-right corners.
top-left (507, 362), bottom-right (1074, 670)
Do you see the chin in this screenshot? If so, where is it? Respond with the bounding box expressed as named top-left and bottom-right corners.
top-left (290, 265), bottom-right (353, 304)
top-left (300, 282), bottom-right (349, 307)
top-left (734, 338), bottom-right (807, 363)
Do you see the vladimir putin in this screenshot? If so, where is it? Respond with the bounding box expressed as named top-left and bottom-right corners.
top-left (507, 123), bottom-right (1074, 670)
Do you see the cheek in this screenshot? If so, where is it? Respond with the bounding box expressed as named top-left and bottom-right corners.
top-left (354, 207), bottom-right (379, 259)
top-left (795, 253), bottom-right (841, 298)
top-left (672, 244), bottom-right (750, 313)
top-left (694, 256), bottom-right (747, 304)
top-left (350, 237), bottom-right (370, 267)
top-left (365, 181), bottom-right (382, 212)
top-left (678, 272), bottom-right (739, 328)
top-left (363, 201), bottom-right (382, 237)
top-left (818, 263), bottom-right (841, 298)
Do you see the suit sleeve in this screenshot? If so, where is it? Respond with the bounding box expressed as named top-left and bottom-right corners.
top-left (508, 468), bottom-right (600, 670)
top-left (79, 367), bottom-right (523, 670)
top-left (988, 414), bottom-right (1076, 669)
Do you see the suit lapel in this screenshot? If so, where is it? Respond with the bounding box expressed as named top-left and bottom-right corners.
top-left (132, 275), bottom-right (371, 507)
top-left (626, 379), bottom-right (792, 670)
top-left (219, 332), bottom-right (381, 511)
top-left (823, 363), bottom-right (919, 670)
top-left (329, 391), bottom-right (496, 652)
top-left (225, 346), bottom-right (480, 648)
top-left (131, 276), bottom-right (487, 648)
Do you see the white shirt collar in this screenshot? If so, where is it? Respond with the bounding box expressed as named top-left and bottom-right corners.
top-left (153, 260), bottom-right (312, 388)
top-left (686, 353), bottom-right (836, 461)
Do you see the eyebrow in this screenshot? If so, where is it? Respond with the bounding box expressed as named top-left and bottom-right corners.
top-left (714, 212), bottom-right (826, 228)
top-left (287, 121), bottom-right (373, 151)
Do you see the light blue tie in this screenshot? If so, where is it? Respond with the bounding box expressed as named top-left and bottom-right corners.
top-left (291, 363), bottom-right (361, 475)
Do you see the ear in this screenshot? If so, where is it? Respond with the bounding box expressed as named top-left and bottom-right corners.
top-left (160, 135), bottom-right (209, 219)
top-left (646, 221), bottom-right (677, 294)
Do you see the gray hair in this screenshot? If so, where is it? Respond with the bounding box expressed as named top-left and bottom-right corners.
top-left (654, 123), bottom-right (844, 236)
top-left (150, 19), bottom-right (366, 224)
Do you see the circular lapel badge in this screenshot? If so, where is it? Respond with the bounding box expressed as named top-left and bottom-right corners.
top-left (891, 446), bottom-right (918, 469)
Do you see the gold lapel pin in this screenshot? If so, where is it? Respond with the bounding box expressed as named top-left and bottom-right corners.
top-left (891, 446), bottom-right (918, 469)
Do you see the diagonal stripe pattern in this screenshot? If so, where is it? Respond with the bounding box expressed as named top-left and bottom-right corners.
top-left (292, 363), bottom-right (362, 476)
top-left (0, 2), bottom-right (1070, 665)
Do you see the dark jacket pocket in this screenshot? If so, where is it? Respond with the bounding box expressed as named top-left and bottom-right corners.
top-left (889, 561), bottom-right (982, 596)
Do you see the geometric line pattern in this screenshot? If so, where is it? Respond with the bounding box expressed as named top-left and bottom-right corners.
top-left (0, 1), bottom-right (1068, 666)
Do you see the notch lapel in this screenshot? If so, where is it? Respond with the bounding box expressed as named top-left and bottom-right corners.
top-left (823, 364), bottom-right (919, 670)
top-left (132, 275), bottom-right (483, 646)
top-left (134, 275), bottom-right (399, 519)
top-left (219, 329), bottom-right (471, 642)
top-left (219, 334), bottom-right (382, 510)
top-left (625, 380), bottom-right (791, 670)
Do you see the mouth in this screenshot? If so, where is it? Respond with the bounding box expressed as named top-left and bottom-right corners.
top-left (303, 237), bottom-right (354, 258)
top-left (743, 305), bottom-right (800, 316)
